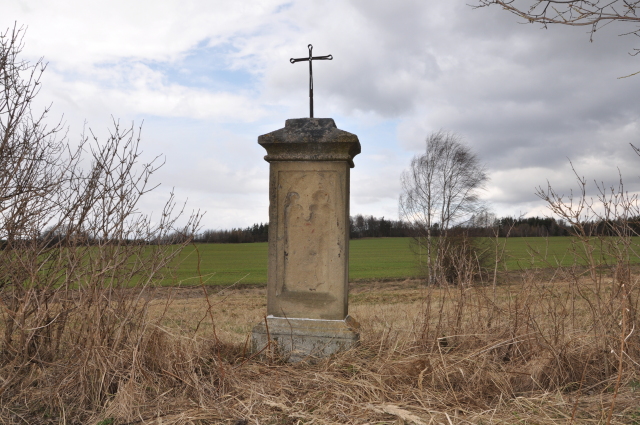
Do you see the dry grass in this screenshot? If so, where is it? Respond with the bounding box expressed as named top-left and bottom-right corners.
top-left (2, 274), bottom-right (638, 425)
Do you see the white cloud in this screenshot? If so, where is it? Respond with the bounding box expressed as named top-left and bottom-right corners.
top-left (6, 0), bottom-right (289, 67)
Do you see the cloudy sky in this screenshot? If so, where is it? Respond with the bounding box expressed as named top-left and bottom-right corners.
top-left (4, 1), bottom-right (640, 230)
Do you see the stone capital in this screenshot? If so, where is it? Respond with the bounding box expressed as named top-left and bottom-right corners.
top-left (258, 118), bottom-right (361, 168)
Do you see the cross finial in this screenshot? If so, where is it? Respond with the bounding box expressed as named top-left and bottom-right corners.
top-left (290, 44), bottom-right (333, 118)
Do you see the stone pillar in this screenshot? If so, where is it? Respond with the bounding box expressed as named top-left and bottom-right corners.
top-left (252, 118), bottom-right (361, 362)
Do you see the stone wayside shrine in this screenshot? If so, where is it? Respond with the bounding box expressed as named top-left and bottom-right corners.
top-left (251, 45), bottom-right (361, 362)
top-left (251, 118), bottom-right (361, 361)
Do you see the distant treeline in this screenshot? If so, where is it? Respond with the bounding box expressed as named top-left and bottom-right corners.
top-left (28, 214), bottom-right (638, 247)
top-left (351, 214), bottom-right (575, 238)
top-left (350, 215), bottom-right (412, 238)
top-left (348, 214), bottom-right (572, 238)
top-left (192, 216), bottom-right (412, 244)
top-left (194, 223), bottom-right (269, 243)
top-left (460, 214), bottom-right (640, 237)
top-left (192, 213), bottom-right (640, 244)
top-left (192, 215), bottom-right (578, 244)
top-left (466, 215), bottom-right (571, 238)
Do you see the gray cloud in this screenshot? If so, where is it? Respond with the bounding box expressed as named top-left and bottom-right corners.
top-left (4, 0), bottom-right (640, 228)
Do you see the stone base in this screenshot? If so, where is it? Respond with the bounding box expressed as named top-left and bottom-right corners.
top-left (252, 315), bottom-right (360, 362)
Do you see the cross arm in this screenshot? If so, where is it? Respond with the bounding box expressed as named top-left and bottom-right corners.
top-left (290, 54), bottom-right (333, 63)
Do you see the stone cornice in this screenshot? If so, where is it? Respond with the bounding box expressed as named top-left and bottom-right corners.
top-left (258, 118), bottom-right (361, 168)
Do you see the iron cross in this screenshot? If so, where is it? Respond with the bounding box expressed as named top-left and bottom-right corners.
top-left (290, 44), bottom-right (333, 118)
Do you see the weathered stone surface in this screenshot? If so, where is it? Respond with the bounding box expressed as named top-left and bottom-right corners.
top-left (259, 118), bottom-right (361, 167)
top-left (252, 316), bottom-right (360, 362)
top-left (267, 161), bottom-right (349, 320)
top-left (252, 118), bottom-right (361, 362)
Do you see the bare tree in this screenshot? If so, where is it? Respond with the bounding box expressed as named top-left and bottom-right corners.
top-left (399, 131), bottom-right (489, 284)
top-left (473, 1), bottom-right (640, 72)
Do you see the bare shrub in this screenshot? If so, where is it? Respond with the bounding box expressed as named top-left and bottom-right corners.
top-left (0, 24), bottom-right (200, 422)
top-left (534, 161), bottom-right (640, 421)
top-left (415, 228), bottom-right (493, 285)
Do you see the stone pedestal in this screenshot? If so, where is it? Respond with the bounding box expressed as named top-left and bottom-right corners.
top-left (252, 118), bottom-right (361, 361)
top-left (252, 315), bottom-right (360, 363)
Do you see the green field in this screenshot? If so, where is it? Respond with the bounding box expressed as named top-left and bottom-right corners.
top-left (499, 236), bottom-right (640, 269)
top-left (172, 238), bottom-right (421, 286)
top-left (171, 237), bottom-right (640, 286)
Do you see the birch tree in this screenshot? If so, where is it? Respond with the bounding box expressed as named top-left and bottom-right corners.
top-left (400, 131), bottom-right (488, 283)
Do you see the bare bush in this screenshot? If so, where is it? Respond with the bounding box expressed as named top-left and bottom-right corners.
top-left (0, 24), bottom-right (200, 421)
top-left (534, 160), bottom-right (640, 421)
